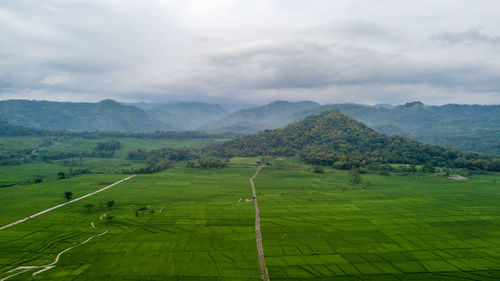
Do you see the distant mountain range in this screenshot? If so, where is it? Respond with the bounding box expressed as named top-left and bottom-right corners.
top-left (201, 100), bottom-right (320, 132)
top-left (206, 101), bottom-right (500, 154)
top-left (207, 109), bottom-right (500, 171)
top-left (0, 99), bottom-right (167, 132)
top-left (146, 102), bottom-right (228, 131)
top-left (293, 102), bottom-right (500, 154)
top-left (0, 99), bottom-right (499, 154)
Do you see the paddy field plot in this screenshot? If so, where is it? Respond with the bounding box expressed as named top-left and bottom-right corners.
top-left (255, 168), bottom-right (500, 280)
top-left (2, 161), bottom-right (500, 280)
top-left (0, 168), bottom-right (261, 281)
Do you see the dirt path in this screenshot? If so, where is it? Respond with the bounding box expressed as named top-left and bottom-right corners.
top-left (0, 229), bottom-right (108, 281)
top-left (0, 175), bottom-right (135, 232)
top-left (250, 167), bottom-right (269, 281)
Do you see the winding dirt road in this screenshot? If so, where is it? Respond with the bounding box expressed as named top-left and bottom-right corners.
top-left (0, 175), bottom-right (135, 232)
top-left (0, 229), bottom-right (108, 281)
top-left (250, 167), bottom-right (269, 281)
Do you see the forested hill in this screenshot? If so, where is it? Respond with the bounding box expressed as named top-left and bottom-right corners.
top-left (201, 100), bottom-right (320, 132)
top-left (293, 102), bottom-right (500, 154)
top-left (146, 102), bottom-right (228, 131)
top-left (0, 119), bottom-right (56, 136)
top-left (0, 99), bottom-right (168, 132)
top-left (208, 110), bottom-right (500, 171)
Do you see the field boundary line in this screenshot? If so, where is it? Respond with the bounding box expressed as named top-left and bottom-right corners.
top-left (0, 175), bottom-right (135, 231)
top-left (0, 229), bottom-right (108, 281)
top-left (250, 167), bottom-right (270, 281)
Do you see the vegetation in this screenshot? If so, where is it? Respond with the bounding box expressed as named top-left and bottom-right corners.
top-left (64, 191), bottom-right (73, 201)
top-left (295, 101), bottom-right (500, 154)
top-left (254, 167), bottom-right (500, 280)
top-left (145, 102), bottom-right (228, 131)
top-left (1, 165), bottom-right (499, 280)
top-left (208, 110), bottom-right (500, 171)
top-left (0, 99), bottom-right (168, 132)
top-left (203, 100), bottom-right (320, 133)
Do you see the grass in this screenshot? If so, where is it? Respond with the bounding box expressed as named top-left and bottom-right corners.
top-left (254, 168), bottom-right (500, 280)
top-left (0, 136), bottom-right (227, 184)
top-left (1, 150), bottom-right (500, 280)
top-left (0, 137), bottom-right (46, 155)
top-left (44, 137), bottom-right (227, 159)
top-left (0, 168), bottom-right (261, 281)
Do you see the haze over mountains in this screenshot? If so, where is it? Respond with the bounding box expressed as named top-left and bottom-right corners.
top-left (143, 102), bottom-right (228, 131)
top-left (1, 99), bottom-right (499, 154)
top-left (203, 101), bottom-right (320, 133)
top-left (0, 100), bottom-right (169, 132)
top-left (207, 109), bottom-right (500, 171)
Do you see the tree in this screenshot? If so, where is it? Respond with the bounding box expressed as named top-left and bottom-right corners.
top-left (106, 216), bottom-right (115, 223)
top-left (64, 191), bottom-right (73, 201)
top-left (312, 165), bottom-right (324, 173)
top-left (106, 200), bottom-right (115, 209)
top-left (83, 203), bottom-right (94, 213)
top-left (95, 140), bottom-right (122, 151)
top-left (422, 162), bottom-right (436, 173)
top-left (57, 172), bottom-right (66, 179)
top-left (349, 168), bottom-right (361, 184)
top-left (136, 206), bottom-right (148, 217)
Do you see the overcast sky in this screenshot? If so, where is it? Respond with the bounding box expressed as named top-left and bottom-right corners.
top-left (1, 0), bottom-right (500, 105)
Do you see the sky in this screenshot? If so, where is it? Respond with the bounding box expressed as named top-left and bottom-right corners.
top-left (1, 0), bottom-right (500, 105)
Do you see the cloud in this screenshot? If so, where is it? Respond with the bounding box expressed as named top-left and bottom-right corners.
top-left (154, 37), bottom-right (500, 103)
top-left (1, 0), bottom-right (500, 105)
top-left (432, 29), bottom-right (500, 45)
top-left (41, 73), bottom-right (71, 85)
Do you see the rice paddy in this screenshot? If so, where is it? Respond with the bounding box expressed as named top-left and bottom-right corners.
top-left (1, 150), bottom-right (500, 280)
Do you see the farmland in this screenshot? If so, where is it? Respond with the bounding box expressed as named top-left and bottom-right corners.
top-left (255, 168), bottom-right (500, 280)
top-left (0, 167), bottom-right (261, 280)
top-left (1, 136), bottom-right (500, 280)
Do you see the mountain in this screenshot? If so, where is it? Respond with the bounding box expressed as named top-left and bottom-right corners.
top-left (0, 119), bottom-right (57, 136)
top-left (0, 99), bottom-right (168, 132)
top-left (202, 100), bottom-right (320, 132)
top-left (207, 110), bottom-right (500, 170)
top-left (293, 102), bottom-right (500, 154)
top-left (146, 102), bottom-right (228, 131)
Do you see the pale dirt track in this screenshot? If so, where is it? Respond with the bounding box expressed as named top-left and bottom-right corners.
top-left (0, 229), bottom-right (108, 281)
top-left (250, 167), bottom-right (270, 281)
top-left (0, 175), bottom-right (134, 280)
top-left (0, 175), bottom-right (135, 232)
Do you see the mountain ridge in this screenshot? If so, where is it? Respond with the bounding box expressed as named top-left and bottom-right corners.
top-left (207, 109), bottom-right (500, 171)
top-left (0, 99), bottom-right (168, 132)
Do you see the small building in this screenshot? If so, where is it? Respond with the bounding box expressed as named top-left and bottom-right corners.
top-left (448, 175), bottom-right (467, 180)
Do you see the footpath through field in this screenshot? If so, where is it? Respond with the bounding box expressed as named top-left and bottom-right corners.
top-left (0, 175), bottom-right (135, 231)
top-left (250, 167), bottom-right (270, 281)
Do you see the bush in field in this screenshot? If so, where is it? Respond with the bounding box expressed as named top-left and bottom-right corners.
top-left (312, 165), bottom-right (324, 173)
top-left (64, 191), bottom-right (73, 201)
top-left (84, 203), bottom-right (94, 213)
top-left (106, 200), bottom-right (115, 209)
top-left (349, 168), bottom-right (361, 184)
top-left (57, 172), bottom-right (66, 179)
top-left (95, 140), bottom-right (122, 151)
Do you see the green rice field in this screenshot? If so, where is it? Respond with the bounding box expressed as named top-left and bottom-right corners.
top-left (255, 169), bottom-right (500, 280)
top-left (1, 155), bottom-right (500, 280)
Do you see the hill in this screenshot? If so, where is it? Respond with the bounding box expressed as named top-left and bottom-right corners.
top-left (202, 100), bottom-right (320, 132)
top-left (0, 99), bottom-right (168, 132)
top-left (294, 102), bottom-right (500, 154)
top-left (208, 110), bottom-right (500, 171)
top-left (146, 102), bottom-right (228, 131)
top-left (0, 119), bottom-right (57, 136)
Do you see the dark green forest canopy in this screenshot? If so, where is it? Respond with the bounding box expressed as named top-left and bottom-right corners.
top-left (207, 110), bottom-right (500, 171)
top-left (0, 99), bottom-right (167, 132)
top-left (0, 118), bottom-right (233, 139)
top-left (295, 102), bottom-right (500, 154)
